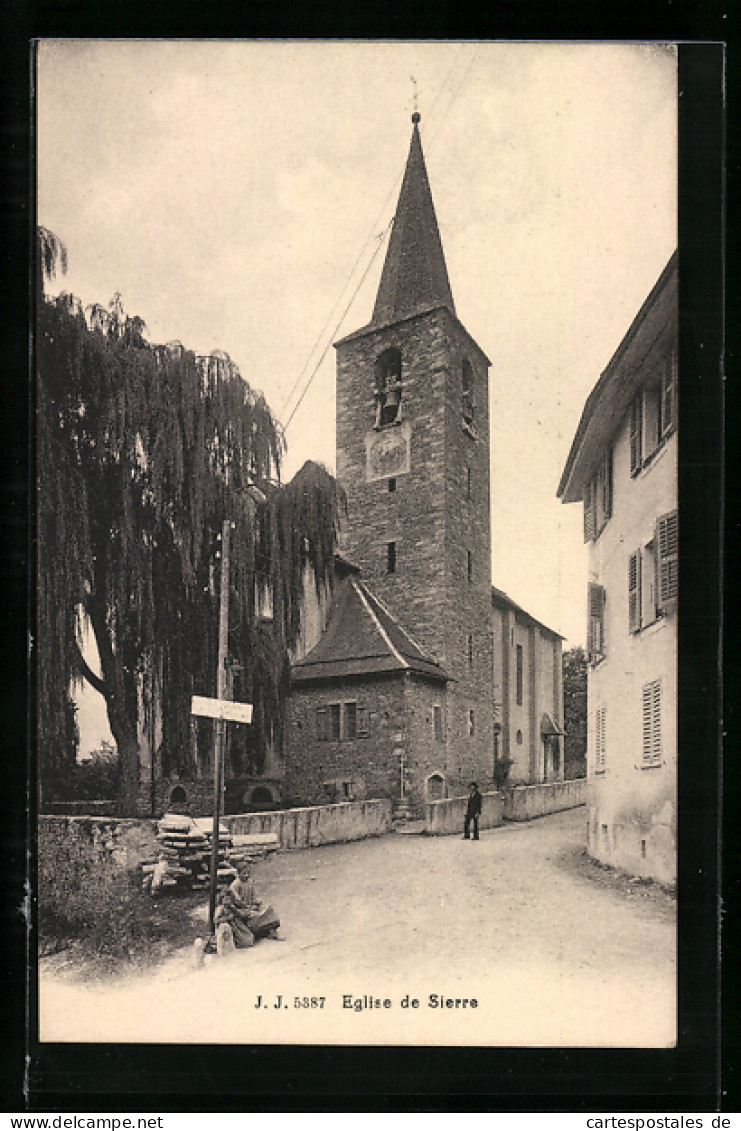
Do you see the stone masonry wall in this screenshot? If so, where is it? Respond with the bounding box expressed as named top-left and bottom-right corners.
top-left (335, 307), bottom-right (495, 799)
top-left (285, 674), bottom-right (406, 808)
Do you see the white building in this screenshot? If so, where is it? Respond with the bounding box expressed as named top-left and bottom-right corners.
top-left (558, 252), bottom-right (677, 885)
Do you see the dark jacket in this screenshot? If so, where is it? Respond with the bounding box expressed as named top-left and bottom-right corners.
top-left (465, 788), bottom-right (482, 818)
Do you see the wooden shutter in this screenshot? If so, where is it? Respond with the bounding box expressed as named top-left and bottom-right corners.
top-left (316, 707), bottom-right (328, 742)
top-left (661, 351), bottom-right (677, 435)
top-left (356, 705), bottom-right (369, 737)
top-left (630, 395), bottom-right (643, 474)
top-left (642, 680), bottom-right (661, 764)
top-left (642, 684), bottom-right (652, 761)
top-left (603, 447), bottom-right (613, 520)
top-left (583, 480), bottom-right (595, 542)
top-left (587, 583), bottom-right (605, 661)
top-left (628, 550), bottom-right (642, 633)
top-left (656, 510), bottom-right (678, 607)
top-left (595, 707), bottom-right (606, 771)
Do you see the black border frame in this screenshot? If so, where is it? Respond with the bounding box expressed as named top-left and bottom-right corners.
top-left (2, 17), bottom-right (726, 1112)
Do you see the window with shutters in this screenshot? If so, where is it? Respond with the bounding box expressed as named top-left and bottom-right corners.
top-left (642, 680), bottom-right (662, 766)
top-left (583, 448), bottom-right (613, 542)
top-left (594, 706), bottom-right (607, 773)
top-left (583, 480), bottom-right (595, 543)
top-left (656, 510), bottom-right (678, 610)
top-left (630, 395), bottom-right (643, 475)
top-left (660, 350), bottom-right (677, 437)
top-left (628, 550), bottom-right (642, 633)
top-left (319, 702), bottom-right (368, 741)
top-left (587, 583), bottom-right (606, 662)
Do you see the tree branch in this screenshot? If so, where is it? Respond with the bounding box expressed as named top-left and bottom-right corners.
top-left (74, 640), bottom-right (108, 697)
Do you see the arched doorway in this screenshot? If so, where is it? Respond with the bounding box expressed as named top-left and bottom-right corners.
top-left (247, 786), bottom-right (276, 810)
top-left (425, 772), bottom-right (445, 802)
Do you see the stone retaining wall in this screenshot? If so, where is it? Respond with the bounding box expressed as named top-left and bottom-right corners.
top-left (503, 778), bottom-right (587, 821)
top-left (39, 799), bottom-right (394, 927)
top-left (223, 799), bottom-right (393, 850)
top-left (424, 790), bottom-right (504, 836)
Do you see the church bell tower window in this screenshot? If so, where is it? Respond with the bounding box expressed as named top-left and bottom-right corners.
top-left (374, 348), bottom-right (403, 428)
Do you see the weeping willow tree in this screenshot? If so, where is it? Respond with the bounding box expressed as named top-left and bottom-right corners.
top-left (37, 228), bottom-right (342, 813)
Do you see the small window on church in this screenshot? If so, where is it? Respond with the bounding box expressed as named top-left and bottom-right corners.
top-left (387, 541), bottom-right (397, 574)
top-left (467, 550), bottom-right (473, 583)
top-left (468, 709), bottom-right (475, 737)
top-left (388, 478), bottom-right (396, 493)
top-left (466, 467), bottom-right (472, 499)
top-left (462, 360), bottom-right (474, 424)
top-left (374, 348), bottom-right (402, 428)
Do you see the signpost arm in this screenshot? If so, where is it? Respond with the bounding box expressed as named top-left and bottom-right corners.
top-left (208, 518), bottom-right (231, 935)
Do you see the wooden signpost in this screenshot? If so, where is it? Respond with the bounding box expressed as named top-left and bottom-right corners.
top-left (190, 518), bottom-right (253, 934)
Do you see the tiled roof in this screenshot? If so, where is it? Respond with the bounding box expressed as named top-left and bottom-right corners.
top-left (291, 576), bottom-right (449, 685)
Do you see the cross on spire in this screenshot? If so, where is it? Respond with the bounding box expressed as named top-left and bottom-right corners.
top-left (410, 75), bottom-right (420, 121)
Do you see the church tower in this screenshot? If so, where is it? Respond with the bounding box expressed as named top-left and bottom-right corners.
top-left (334, 114), bottom-right (495, 792)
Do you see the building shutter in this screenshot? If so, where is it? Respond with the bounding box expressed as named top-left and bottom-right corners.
top-left (316, 707), bottom-right (328, 741)
top-left (345, 701), bottom-right (357, 739)
top-left (583, 480), bottom-right (595, 542)
top-left (356, 705), bottom-right (369, 737)
top-left (603, 447), bottom-right (613, 521)
top-left (661, 351), bottom-right (677, 435)
top-left (587, 583), bottom-right (605, 662)
top-left (642, 684), bottom-right (652, 761)
top-left (628, 550), bottom-right (642, 633)
top-left (656, 510), bottom-right (678, 608)
top-left (630, 394), bottom-right (643, 474)
top-left (642, 680), bottom-right (661, 764)
top-left (595, 707), bottom-right (606, 771)
top-left (652, 681), bottom-right (662, 762)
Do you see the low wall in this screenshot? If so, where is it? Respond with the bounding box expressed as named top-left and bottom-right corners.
top-left (38, 815), bottom-right (161, 930)
top-left (39, 800), bottom-right (394, 930)
top-left (425, 790), bottom-right (504, 836)
top-left (223, 799), bottom-right (393, 850)
top-left (41, 800), bottom-right (118, 817)
top-left (503, 778), bottom-right (587, 821)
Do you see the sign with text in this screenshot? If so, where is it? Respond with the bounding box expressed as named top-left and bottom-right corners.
top-left (191, 695), bottom-right (253, 724)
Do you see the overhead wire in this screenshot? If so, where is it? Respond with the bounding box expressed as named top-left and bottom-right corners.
top-left (279, 43), bottom-right (479, 434)
top-left (281, 223), bottom-right (391, 433)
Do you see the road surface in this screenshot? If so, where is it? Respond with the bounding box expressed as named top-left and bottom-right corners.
top-left (39, 807), bottom-right (676, 1047)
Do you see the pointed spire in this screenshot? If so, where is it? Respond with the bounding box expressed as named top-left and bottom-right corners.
top-left (371, 115), bottom-right (456, 327)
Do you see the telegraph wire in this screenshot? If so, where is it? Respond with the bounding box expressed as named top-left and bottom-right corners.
top-left (281, 224), bottom-right (391, 433)
top-left (280, 43), bottom-right (479, 433)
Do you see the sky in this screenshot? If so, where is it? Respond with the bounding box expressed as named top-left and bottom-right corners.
top-left (37, 41), bottom-right (677, 751)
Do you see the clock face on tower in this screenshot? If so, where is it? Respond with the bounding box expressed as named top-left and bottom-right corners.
top-left (365, 421), bottom-right (411, 482)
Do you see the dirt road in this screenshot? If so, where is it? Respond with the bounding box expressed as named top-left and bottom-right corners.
top-left (39, 807), bottom-right (676, 1047)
